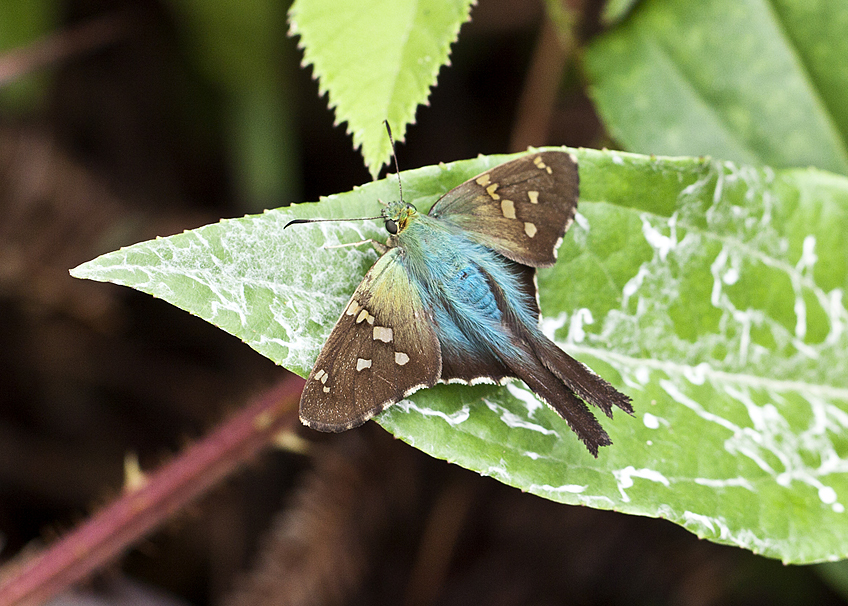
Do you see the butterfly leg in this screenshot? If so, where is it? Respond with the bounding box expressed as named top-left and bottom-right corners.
top-left (321, 239), bottom-right (389, 256)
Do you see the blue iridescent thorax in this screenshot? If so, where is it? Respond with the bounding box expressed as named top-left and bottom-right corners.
top-left (382, 200), bottom-right (537, 362)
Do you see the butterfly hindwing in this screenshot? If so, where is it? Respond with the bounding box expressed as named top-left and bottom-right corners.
top-left (299, 248), bottom-right (442, 431)
top-left (429, 151), bottom-right (578, 268)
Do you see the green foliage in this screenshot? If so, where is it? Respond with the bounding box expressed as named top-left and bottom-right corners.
top-left (72, 149), bottom-right (848, 564)
top-left (584, 0), bottom-right (848, 174)
top-left (288, 0), bottom-right (475, 178)
top-left (600, 0), bottom-right (641, 26)
top-left (0, 0), bottom-right (58, 112)
top-left (163, 0), bottom-right (297, 210)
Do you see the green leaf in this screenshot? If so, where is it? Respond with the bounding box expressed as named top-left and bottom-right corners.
top-left (584, 0), bottom-right (848, 175)
top-left (288, 0), bottom-right (474, 178)
top-left (71, 149), bottom-right (848, 564)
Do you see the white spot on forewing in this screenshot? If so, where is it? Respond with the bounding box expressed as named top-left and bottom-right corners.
top-left (501, 199), bottom-right (516, 219)
top-left (613, 466), bottom-right (670, 503)
top-left (373, 326), bottom-right (393, 342)
top-left (356, 358), bottom-right (372, 371)
top-left (395, 352), bottom-right (410, 365)
top-left (524, 222), bottom-right (537, 238)
top-left (527, 190), bottom-right (539, 204)
top-left (484, 398), bottom-right (557, 435)
top-left (506, 383), bottom-right (544, 416)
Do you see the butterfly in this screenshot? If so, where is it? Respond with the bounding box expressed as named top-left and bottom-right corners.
top-left (287, 151), bottom-right (632, 456)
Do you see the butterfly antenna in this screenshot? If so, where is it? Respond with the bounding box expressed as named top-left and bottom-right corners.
top-left (384, 120), bottom-right (403, 202)
top-left (285, 216), bottom-right (382, 229)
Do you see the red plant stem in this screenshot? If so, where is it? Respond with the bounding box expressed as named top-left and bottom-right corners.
top-left (0, 374), bottom-right (305, 606)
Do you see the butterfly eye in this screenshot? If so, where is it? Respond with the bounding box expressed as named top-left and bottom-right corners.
top-left (385, 219), bottom-right (398, 234)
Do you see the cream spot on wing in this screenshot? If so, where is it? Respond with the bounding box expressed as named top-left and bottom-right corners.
top-left (322, 386), bottom-right (330, 393)
top-left (314, 369), bottom-right (325, 381)
top-left (486, 183), bottom-right (500, 200)
top-left (346, 301), bottom-right (360, 316)
top-left (476, 174), bottom-right (491, 187)
top-left (546, 166), bottom-right (552, 174)
top-left (320, 373), bottom-right (328, 384)
top-left (373, 326), bottom-right (393, 342)
top-left (524, 222), bottom-right (537, 238)
top-left (533, 156), bottom-right (546, 169)
top-left (395, 352), bottom-right (410, 366)
top-left (501, 199), bottom-right (516, 219)
top-left (527, 190), bottom-right (539, 204)
top-left (356, 358), bottom-right (372, 371)
top-left (366, 312), bottom-right (375, 325)
top-left (356, 309), bottom-right (369, 324)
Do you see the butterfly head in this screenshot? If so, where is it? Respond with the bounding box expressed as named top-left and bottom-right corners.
top-left (381, 200), bottom-right (418, 241)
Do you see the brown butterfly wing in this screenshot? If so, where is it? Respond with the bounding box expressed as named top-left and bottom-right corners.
top-left (429, 151), bottom-right (578, 268)
top-left (299, 248), bottom-right (441, 431)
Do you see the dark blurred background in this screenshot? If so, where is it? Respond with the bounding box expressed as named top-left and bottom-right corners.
top-left (1, 0), bottom-right (845, 604)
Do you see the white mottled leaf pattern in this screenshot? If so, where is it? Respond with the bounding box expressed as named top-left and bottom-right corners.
top-left (72, 149), bottom-right (848, 564)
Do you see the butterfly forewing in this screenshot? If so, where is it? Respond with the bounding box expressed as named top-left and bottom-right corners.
top-left (299, 249), bottom-right (442, 431)
top-left (429, 151), bottom-right (578, 268)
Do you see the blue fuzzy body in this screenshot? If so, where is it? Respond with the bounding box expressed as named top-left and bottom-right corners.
top-left (396, 212), bottom-right (537, 368)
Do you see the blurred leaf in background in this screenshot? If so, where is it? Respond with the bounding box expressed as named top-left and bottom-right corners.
top-left (584, 0), bottom-right (848, 174)
top-left (163, 0), bottom-right (300, 211)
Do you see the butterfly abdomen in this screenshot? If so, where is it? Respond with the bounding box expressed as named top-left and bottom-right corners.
top-left (448, 266), bottom-right (500, 320)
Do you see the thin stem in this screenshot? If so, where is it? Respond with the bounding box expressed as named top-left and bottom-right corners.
top-left (0, 374), bottom-right (305, 606)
